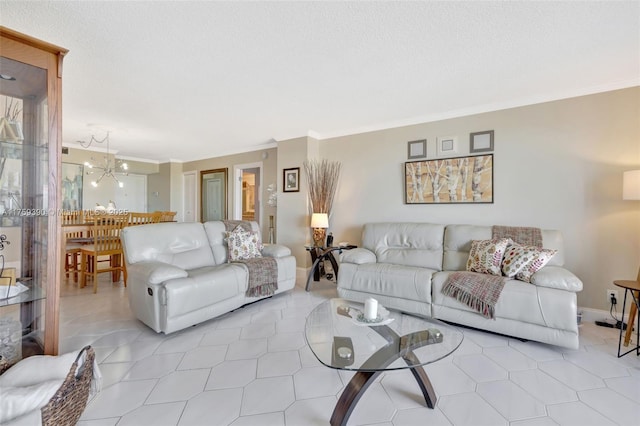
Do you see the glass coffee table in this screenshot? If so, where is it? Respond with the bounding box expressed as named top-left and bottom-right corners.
top-left (305, 298), bottom-right (463, 426)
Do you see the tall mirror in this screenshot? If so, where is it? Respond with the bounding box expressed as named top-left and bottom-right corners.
top-left (201, 168), bottom-right (228, 221)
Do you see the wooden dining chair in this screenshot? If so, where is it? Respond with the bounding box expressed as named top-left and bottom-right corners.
top-left (129, 212), bottom-right (161, 226)
top-left (156, 211), bottom-right (177, 222)
top-left (62, 210), bottom-right (85, 283)
top-left (80, 213), bottom-right (129, 293)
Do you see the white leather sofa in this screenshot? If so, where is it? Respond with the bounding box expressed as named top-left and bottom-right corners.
top-left (337, 223), bottom-right (583, 349)
top-left (121, 221), bottom-right (296, 334)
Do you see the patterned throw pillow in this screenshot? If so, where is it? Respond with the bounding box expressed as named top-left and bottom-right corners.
top-left (227, 226), bottom-right (263, 261)
top-left (501, 242), bottom-right (557, 283)
top-left (466, 238), bottom-right (511, 276)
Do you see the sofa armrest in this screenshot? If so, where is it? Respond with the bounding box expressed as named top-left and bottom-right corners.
top-left (530, 266), bottom-right (583, 292)
top-left (128, 261), bottom-right (189, 285)
top-left (340, 248), bottom-right (376, 265)
top-left (261, 244), bottom-right (291, 258)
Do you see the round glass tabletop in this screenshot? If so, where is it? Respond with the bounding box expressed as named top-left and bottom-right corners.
top-left (304, 298), bottom-right (464, 371)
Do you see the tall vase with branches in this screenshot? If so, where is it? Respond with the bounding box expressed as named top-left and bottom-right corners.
top-left (303, 159), bottom-right (342, 214)
top-left (303, 159), bottom-right (341, 246)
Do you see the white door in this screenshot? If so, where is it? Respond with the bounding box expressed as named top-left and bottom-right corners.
top-left (204, 177), bottom-right (224, 221)
top-left (114, 174), bottom-right (147, 212)
top-left (183, 171), bottom-right (196, 222)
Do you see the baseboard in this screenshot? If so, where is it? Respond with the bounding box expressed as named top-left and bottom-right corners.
top-left (579, 306), bottom-right (630, 325)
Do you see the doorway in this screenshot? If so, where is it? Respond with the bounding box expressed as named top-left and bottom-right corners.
top-left (233, 163), bottom-right (262, 225)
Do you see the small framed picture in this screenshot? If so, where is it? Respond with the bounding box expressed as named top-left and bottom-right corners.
top-left (407, 139), bottom-right (426, 159)
top-left (283, 167), bottom-right (300, 192)
top-left (436, 136), bottom-right (458, 157)
top-left (470, 130), bottom-right (494, 153)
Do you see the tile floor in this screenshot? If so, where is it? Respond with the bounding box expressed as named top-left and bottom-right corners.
top-left (59, 273), bottom-right (640, 426)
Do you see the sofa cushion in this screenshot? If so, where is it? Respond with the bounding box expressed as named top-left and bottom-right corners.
top-left (340, 248), bottom-right (377, 265)
top-left (338, 262), bottom-right (434, 303)
top-left (433, 271), bottom-right (575, 330)
top-left (466, 238), bottom-right (511, 276)
top-left (227, 227), bottom-right (262, 261)
top-left (362, 223), bottom-right (445, 270)
top-left (121, 222), bottom-right (215, 270)
top-left (163, 264), bottom-right (247, 318)
top-left (530, 266), bottom-right (583, 291)
top-left (502, 243), bottom-right (557, 283)
top-left (261, 244), bottom-right (291, 258)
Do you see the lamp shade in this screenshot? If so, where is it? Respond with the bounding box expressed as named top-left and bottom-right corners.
top-left (311, 213), bottom-right (329, 228)
top-left (623, 170), bottom-right (640, 200)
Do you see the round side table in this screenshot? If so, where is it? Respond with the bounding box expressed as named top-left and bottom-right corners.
top-left (613, 278), bottom-right (640, 357)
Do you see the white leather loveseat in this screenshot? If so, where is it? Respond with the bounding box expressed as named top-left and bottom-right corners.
top-left (337, 223), bottom-right (583, 349)
top-left (121, 221), bottom-right (296, 334)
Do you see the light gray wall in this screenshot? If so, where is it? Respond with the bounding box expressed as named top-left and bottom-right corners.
top-left (276, 136), bottom-right (313, 267)
top-left (169, 162), bottom-right (184, 221)
top-left (147, 162), bottom-right (171, 212)
top-left (181, 148), bottom-right (278, 237)
top-left (316, 87), bottom-right (639, 311)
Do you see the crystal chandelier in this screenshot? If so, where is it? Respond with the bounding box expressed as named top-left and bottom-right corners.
top-left (77, 132), bottom-right (128, 187)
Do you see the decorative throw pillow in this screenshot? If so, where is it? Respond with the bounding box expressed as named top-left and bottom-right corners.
top-left (501, 242), bottom-right (557, 283)
top-left (466, 238), bottom-right (511, 276)
top-left (227, 226), bottom-right (263, 261)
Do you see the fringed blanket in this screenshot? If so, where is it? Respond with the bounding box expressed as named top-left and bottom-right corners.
top-left (442, 271), bottom-right (507, 319)
top-left (222, 220), bottom-right (278, 297)
top-left (222, 220), bottom-right (253, 233)
top-left (235, 258), bottom-right (278, 297)
top-left (492, 225), bottom-right (542, 248)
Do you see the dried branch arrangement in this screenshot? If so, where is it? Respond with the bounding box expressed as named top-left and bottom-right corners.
top-left (303, 159), bottom-right (342, 214)
top-left (3, 97), bottom-right (21, 121)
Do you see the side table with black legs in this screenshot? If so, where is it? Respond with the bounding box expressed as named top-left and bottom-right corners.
top-left (305, 245), bottom-right (357, 291)
top-left (614, 277), bottom-right (640, 357)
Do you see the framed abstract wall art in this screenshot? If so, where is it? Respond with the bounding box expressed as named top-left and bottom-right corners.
top-left (405, 154), bottom-right (493, 204)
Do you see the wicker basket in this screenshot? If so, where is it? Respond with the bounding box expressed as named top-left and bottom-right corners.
top-left (41, 345), bottom-right (95, 425)
top-left (0, 345), bottom-right (95, 426)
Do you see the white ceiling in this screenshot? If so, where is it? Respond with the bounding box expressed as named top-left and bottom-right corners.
top-left (1, 1), bottom-right (638, 163)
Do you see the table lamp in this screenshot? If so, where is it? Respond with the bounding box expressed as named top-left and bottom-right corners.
top-left (623, 170), bottom-right (640, 200)
top-left (311, 213), bottom-right (329, 247)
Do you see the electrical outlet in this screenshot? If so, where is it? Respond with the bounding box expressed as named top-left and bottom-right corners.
top-left (607, 289), bottom-right (619, 305)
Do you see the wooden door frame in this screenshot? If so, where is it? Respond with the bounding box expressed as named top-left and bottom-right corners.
top-left (233, 162), bottom-right (263, 225)
top-left (200, 168), bottom-right (228, 222)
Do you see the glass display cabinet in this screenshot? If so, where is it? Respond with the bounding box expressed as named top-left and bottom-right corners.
top-left (0, 27), bottom-right (66, 361)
